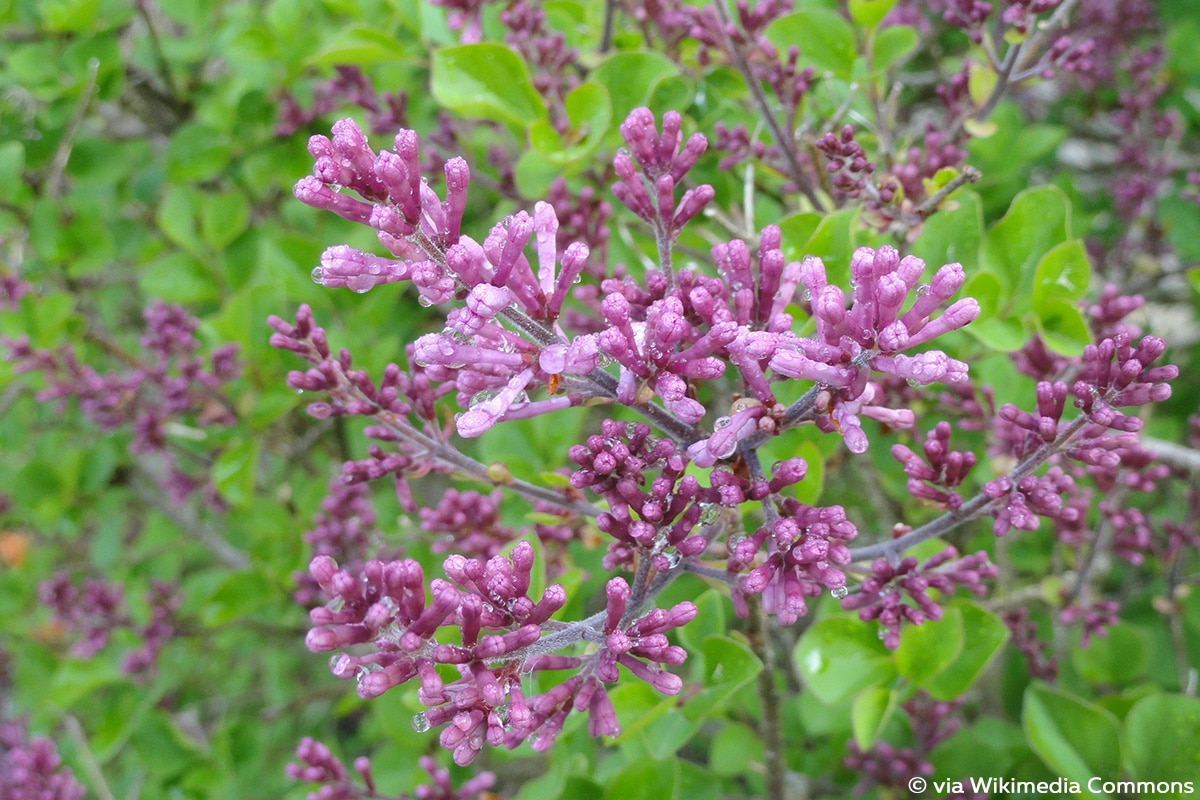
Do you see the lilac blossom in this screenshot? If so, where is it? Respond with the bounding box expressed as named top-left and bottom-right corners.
top-left (287, 738), bottom-right (496, 800)
top-left (844, 692), bottom-right (963, 796)
top-left (610, 107), bottom-right (714, 247)
top-left (768, 245), bottom-right (978, 451)
top-left (275, 65), bottom-right (408, 137)
top-left (891, 421), bottom-right (977, 509)
top-left (1003, 608), bottom-right (1058, 681)
top-left (305, 539), bottom-right (696, 765)
top-left (0, 715), bottom-right (85, 800)
top-left (4, 302), bottom-right (240, 504)
top-left (1059, 597), bottom-right (1120, 648)
top-left (729, 498), bottom-right (858, 624)
top-left (841, 547), bottom-right (997, 649)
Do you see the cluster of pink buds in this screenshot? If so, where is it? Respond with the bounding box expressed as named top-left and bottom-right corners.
top-left (892, 422), bottom-right (977, 509)
top-left (729, 498), bottom-right (858, 624)
top-left (1059, 597), bottom-right (1120, 648)
top-left (4, 302), bottom-right (240, 504)
top-left (304, 539), bottom-right (696, 765)
top-left (287, 737), bottom-right (496, 800)
top-left (0, 714), bottom-right (85, 800)
top-left (841, 547), bottom-right (997, 649)
top-left (611, 108), bottom-right (713, 243)
top-left (816, 125), bottom-right (879, 201)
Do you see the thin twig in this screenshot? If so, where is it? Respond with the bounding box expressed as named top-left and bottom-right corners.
top-left (62, 715), bottom-right (116, 800)
top-left (746, 595), bottom-right (786, 800)
top-left (710, 0), bottom-right (825, 211)
top-left (45, 58), bottom-right (100, 198)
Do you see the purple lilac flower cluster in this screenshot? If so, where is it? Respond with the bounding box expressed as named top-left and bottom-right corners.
top-left (288, 737), bottom-right (495, 800)
top-left (276, 65), bottom-right (408, 137)
top-left (38, 573), bottom-right (179, 678)
top-left (0, 714), bottom-right (85, 800)
top-left (842, 547), bottom-right (996, 648)
top-left (278, 104), bottom-right (1180, 762)
top-left (4, 301), bottom-right (240, 504)
top-left (844, 691), bottom-right (964, 796)
top-left (1003, 607), bottom-right (1058, 681)
top-left (303, 540), bottom-right (695, 764)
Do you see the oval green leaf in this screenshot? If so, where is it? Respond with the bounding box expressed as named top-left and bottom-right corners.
top-left (432, 43), bottom-right (547, 131)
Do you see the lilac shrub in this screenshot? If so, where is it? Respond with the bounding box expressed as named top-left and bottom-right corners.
top-left (271, 101), bottom-right (1180, 770)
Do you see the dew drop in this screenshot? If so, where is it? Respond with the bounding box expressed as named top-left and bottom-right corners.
top-left (802, 289), bottom-right (812, 301)
top-left (311, 267), bottom-right (326, 284)
top-left (417, 295), bottom-right (433, 307)
top-left (663, 549), bottom-right (682, 568)
top-left (411, 712), bottom-right (431, 733)
top-left (915, 284), bottom-right (929, 297)
top-left (713, 415), bottom-right (733, 430)
top-left (831, 586), bottom-right (849, 599)
top-left (699, 503), bottom-right (720, 525)
top-left (877, 627), bottom-right (888, 641)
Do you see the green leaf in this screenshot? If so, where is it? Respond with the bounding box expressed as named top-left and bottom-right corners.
top-left (641, 711), bottom-right (701, 759)
top-left (765, 10), bottom-right (857, 79)
top-left (591, 51), bottom-right (678, 129)
top-left (1032, 240), bottom-right (1091, 312)
top-left (872, 24), bottom-right (918, 72)
top-left (431, 44), bottom-right (547, 131)
top-left (603, 756), bottom-right (681, 800)
top-left (0, 142), bottom-right (25, 203)
top-left (961, 269), bottom-right (1005, 323)
top-left (794, 616), bottom-right (896, 705)
top-left (850, 0), bottom-right (899, 29)
top-left (1124, 694), bottom-right (1200, 791)
top-left (777, 212), bottom-right (823, 263)
top-left (1033, 298), bottom-right (1090, 357)
top-left (1069, 623), bottom-right (1147, 685)
top-left (564, 81), bottom-right (612, 148)
top-left (895, 605), bottom-right (964, 684)
top-left (308, 26), bottom-right (409, 66)
top-left (165, 123), bottom-right (233, 183)
top-left (979, 185), bottom-right (1070, 299)
top-left (212, 438), bottom-right (258, 508)
top-left (156, 185), bottom-right (205, 257)
top-left (609, 682), bottom-right (675, 742)
top-left (1022, 683), bottom-right (1122, 798)
top-left (200, 190), bottom-right (251, 252)
top-left (40, 0), bottom-right (101, 32)
top-left (966, 315), bottom-right (1026, 352)
top-left (201, 571), bottom-right (275, 626)
top-left (852, 686), bottom-right (897, 751)
top-left (800, 207), bottom-right (860, 288)
top-left (922, 601), bottom-right (1009, 700)
top-left (709, 722), bottom-right (764, 777)
top-left (915, 190), bottom-right (983, 269)
top-left (683, 634), bottom-right (762, 721)
top-left (677, 589), bottom-right (727, 653)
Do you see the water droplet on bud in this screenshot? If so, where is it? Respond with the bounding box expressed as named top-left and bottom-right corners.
top-left (411, 712), bottom-right (430, 733)
top-left (311, 267), bottom-right (326, 284)
top-left (417, 295), bottom-right (433, 307)
top-left (713, 416), bottom-right (732, 430)
top-left (831, 586), bottom-right (849, 599)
